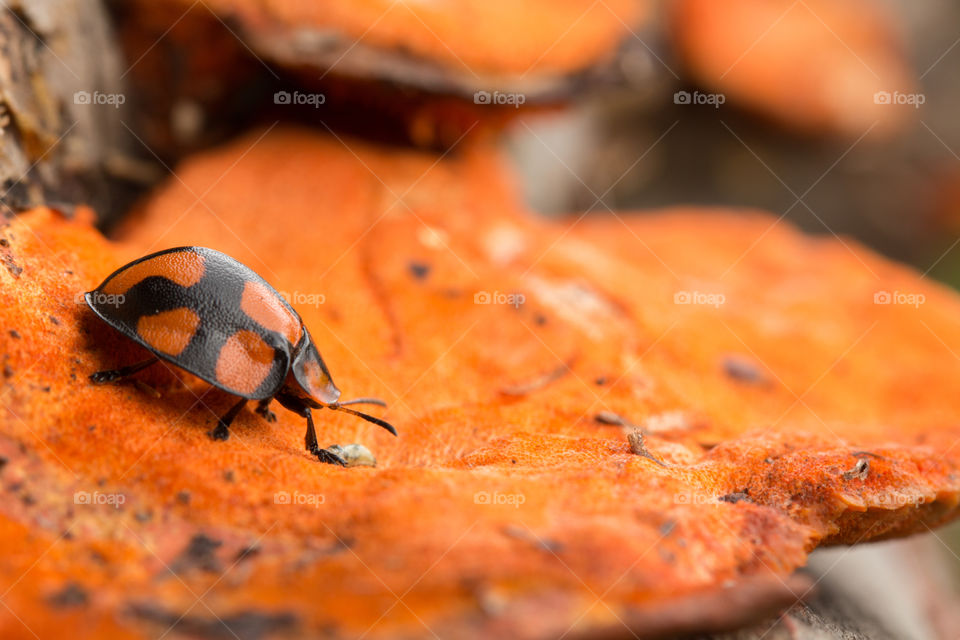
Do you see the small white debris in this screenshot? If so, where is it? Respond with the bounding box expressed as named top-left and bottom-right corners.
top-left (842, 458), bottom-right (869, 481)
top-left (327, 443), bottom-right (377, 468)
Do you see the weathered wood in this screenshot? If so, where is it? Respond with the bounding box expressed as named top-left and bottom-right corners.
top-left (0, 0), bottom-right (132, 217)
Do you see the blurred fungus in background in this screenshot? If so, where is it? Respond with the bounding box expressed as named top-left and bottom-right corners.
top-left (508, 4), bottom-right (960, 631)
top-left (512, 1), bottom-right (960, 276)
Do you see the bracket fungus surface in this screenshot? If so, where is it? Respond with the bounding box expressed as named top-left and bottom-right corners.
top-left (1, 128), bottom-right (960, 638)
top-left (154, 0), bottom-right (650, 97)
top-left (671, 0), bottom-right (917, 137)
top-left (114, 0), bottom-right (654, 152)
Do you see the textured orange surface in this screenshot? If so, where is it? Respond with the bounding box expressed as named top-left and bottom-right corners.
top-left (671, 0), bottom-right (917, 137)
top-left (2, 128), bottom-right (960, 638)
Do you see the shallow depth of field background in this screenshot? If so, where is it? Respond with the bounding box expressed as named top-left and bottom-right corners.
top-left (508, 2), bottom-right (960, 634)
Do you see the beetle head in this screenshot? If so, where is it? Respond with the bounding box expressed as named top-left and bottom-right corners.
top-left (287, 327), bottom-right (342, 407)
top-left (281, 327), bottom-right (397, 437)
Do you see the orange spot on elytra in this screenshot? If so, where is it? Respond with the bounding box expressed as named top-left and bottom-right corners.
top-left (240, 280), bottom-right (302, 346)
top-left (215, 330), bottom-right (275, 396)
top-left (102, 251), bottom-right (205, 296)
top-left (137, 308), bottom-right (200, 357)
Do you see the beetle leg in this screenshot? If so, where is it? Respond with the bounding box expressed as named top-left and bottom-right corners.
top-left (89, 357), bottom-right (159, 384)
top-left (303, 408), bottom-right (346, 466)
top-left (255, 398), bottom-right (277, 423)
top-left (210, 398), bottom-right (247, 441)
top-left (314, 448), bottom-right (348, 466)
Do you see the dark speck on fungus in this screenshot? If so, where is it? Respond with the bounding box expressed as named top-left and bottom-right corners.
top-left (408, 261), bottom-right (431, 280)
top-left (128, 603), bottom-right (298, 640)
top-left (173, 533), bottom-right (223, 574)
top-left (722, 354), bottom-right (766, 384)
top-left (48, 583), bottom-right (89, 608)
top-left (595, 411), bottom-right (635, 428)
top-left (235, 544), bottom-right (260, 562)
top-left (719, 491), bottom-right (752, 504)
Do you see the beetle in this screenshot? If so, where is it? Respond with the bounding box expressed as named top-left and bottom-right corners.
top-left (84, 246), bottom-right (396, 466)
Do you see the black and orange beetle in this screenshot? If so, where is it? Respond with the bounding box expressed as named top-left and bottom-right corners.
top-left (84, 246), bottom-right (396, 466)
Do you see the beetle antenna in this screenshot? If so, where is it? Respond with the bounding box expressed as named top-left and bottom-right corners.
top-left (327, 404), bottom-right (398, 436)
top-left (337, 397), bottom-right (387, 408)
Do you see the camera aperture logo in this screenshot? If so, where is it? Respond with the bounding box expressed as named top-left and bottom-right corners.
top-left (473, 90), bottom-right (526, 108)
top-left (874, 290), bottom-right (924, 308)
top-left (274, 91), bottom-right (326, 108)
top-left (274, 490), bottom-right (325, 508)
top-left (873, 91), bottom-right (925, 108)
top-left (474, 491), bottom-right (525, 508)
top-left (74, 491), bottom-right (125, 508)
top-left (74, 91), bottom-right (126, 108)
top-left (674, 290), bottom-right (725, 308)
top-left (674, 90), bottom-right (725, 108)
top-left (474, 291), bottom-right (525, 308)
